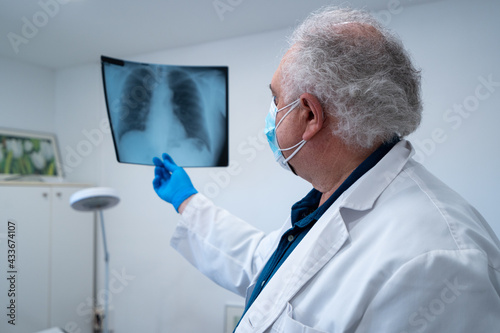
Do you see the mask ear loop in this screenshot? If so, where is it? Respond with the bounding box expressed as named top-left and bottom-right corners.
top-left (275, 98), bottom-right (305, 163)
top-left (276, 100), bottom-right (301, 129)
top-left (282, 140), bottom-right (307, 162)
top-left (283, 102), bottom-right (324, 163)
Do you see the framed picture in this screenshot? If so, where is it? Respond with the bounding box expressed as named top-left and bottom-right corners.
top-left (0, 128), bottom-right (63, 181)
top-left (224, 304), bottom-right (244, 333)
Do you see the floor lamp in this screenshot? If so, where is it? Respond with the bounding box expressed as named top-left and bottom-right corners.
top-left (70, 187), bottom-right (120, 333)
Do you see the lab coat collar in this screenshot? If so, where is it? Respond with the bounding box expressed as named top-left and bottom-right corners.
top-left (338, 139), bottom-right (414, 212)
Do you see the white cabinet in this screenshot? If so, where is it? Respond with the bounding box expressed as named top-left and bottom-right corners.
top-left (0, 183), bottom-right (94, 333)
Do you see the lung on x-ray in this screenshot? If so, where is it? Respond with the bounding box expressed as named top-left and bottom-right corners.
top-left (101, 56), bottom-right (229, 167)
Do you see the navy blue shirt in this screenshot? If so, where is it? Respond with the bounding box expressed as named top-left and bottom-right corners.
top-left (242, 137), bottom-right (399, 317)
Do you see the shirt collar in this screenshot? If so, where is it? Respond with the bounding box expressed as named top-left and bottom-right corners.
top-left (290, 136), bottom-right (400, 228)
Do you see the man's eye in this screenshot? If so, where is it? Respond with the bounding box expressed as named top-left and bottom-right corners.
top-left (273, 96), bottom-right (278, 106)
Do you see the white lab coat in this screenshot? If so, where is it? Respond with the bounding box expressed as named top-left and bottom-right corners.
top-left (171, 140), bottom-right (500, 332)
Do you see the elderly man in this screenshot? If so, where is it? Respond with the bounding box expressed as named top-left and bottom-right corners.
top-left (153, 6), bottom-right (500, 333)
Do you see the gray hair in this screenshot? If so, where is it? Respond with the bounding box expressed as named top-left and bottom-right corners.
top-left (281, 7), bottom-right (422, 149)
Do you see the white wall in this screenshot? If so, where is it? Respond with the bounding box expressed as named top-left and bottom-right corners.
top-left (1, 0), bottom-right (499, 332)
top-left (0, 56), bottom-right (55, 132)
top-left (390, 0), bottom-right (500, 234)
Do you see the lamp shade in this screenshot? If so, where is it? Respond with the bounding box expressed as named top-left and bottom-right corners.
top-left (70, 187), bottom-right (120, 212)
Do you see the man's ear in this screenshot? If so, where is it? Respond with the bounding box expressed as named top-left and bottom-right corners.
top-left (299, 93), bottom-right (325, 141)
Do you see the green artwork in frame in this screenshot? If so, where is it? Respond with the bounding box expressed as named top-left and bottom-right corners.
top-left (0, 129), bottom-right (63, 180)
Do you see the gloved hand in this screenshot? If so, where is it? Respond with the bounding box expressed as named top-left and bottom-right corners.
top-left (152, 153), bottom-right (198, 212)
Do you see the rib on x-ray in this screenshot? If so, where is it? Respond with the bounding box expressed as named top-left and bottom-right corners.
top-left (167, 69), bottom-right (211, 153)
top-left (101, 56), bottom-right (228, 167)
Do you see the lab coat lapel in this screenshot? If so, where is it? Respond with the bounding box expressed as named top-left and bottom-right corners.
top-left (238, 208), bottom-right (349, 332)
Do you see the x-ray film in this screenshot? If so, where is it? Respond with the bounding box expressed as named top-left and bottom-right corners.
top-left (101, 56), bottom-right (229, 167)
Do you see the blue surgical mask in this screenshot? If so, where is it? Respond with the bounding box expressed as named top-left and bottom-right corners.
top-left (264, 97), bottom-right (307, 171)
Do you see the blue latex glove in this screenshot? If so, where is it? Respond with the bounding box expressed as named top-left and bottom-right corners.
top-left (152, 153), bottom-right (198, 212)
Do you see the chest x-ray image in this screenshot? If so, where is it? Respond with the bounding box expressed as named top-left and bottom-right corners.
top-left (101, 56), bottom-right (229, 167)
